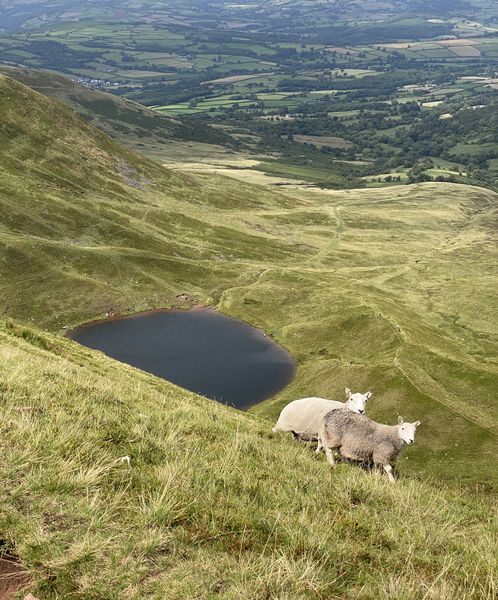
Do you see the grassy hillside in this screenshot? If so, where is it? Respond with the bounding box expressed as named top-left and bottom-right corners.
top-left (0, 72), bottom-right (497, 491)
top-left (0, 72), bottom-right (299, 327)
top-left (0, 66), bottom-right (239, 162)
top-left (0, 71), bottom-right (497, 596)
top-left (1, 320), bottom-right (497, 599)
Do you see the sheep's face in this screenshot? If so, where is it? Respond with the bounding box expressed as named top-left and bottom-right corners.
top-left (397, 417), bottom-right (421, 444)
top-left (345, 388), bottom-right (372, 415)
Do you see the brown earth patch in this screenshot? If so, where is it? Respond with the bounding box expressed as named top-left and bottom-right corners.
top-left (0, 554), bottom-right (30, 600)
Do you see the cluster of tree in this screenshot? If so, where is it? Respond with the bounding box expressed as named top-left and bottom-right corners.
top-left (311, 19), bottom-right (453, 46)
top-left (22, 40), bottom-right (101, 69)
top-left (219, 82), bottom-right (497, 190)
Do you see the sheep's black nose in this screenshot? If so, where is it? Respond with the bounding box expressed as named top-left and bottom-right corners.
top-left (359, 409), bottom-right (364, 414)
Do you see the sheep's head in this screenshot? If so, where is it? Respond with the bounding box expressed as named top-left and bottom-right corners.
top-left (345, 388), bottom-right (372, 414)
top-left (397, 416), bottom-right (421, 444)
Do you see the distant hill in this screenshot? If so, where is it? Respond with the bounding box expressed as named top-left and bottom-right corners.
top-left (0, 66), bottom-right (239, 161)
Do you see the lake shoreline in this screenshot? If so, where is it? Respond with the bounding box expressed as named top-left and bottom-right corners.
top-left (68, 306), bottom-right (296, 410)
top-left (66, 304), bottom-right (214, 337)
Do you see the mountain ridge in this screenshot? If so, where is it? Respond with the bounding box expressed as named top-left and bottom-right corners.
top-left (0, 65), bottom-right (239, 162)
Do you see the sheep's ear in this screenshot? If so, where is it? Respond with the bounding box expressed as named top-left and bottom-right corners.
top-left (398, 416), bottom-right (404, 425)
top-left (345, 388), bottom-right (351, 398)
top-left (414, 420), bottom-right (421, 427)
top-left (365, 391), bottom-right (372, 400)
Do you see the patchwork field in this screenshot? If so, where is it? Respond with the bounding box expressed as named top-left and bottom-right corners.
top-left (1, 4), bottom-right (497, 191)
top-left (202, 72), bottom-right (276, 85)
top-left (293, 134), bottom-right (353, 149)
top-left (380, 36), bottom-right (498, 60)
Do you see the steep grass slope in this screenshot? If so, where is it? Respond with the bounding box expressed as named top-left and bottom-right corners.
top-left (0, 66), bottom-right (238, 161)
top-left (1, 321), bottom-right (497, 599)
top-left (0, 70), bottom-right (497, 496)
top-left (0, 73), bottom-right (299, 327)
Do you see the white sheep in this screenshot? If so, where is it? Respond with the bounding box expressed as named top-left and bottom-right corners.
top-left (317, 409), bottom-right (420, 482)
top-left (272, 388), bottom-right (372, 441)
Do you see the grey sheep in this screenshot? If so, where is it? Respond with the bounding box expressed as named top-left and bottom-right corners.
top-left (317, 408), bottom-right (420, 482)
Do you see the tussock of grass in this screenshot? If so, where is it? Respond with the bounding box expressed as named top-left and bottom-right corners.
top-left (0, 324), bottom-right (497, 599)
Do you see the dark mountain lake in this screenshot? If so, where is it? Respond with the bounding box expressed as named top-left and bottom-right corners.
top-left (69, 308), bottom-right (296, 409)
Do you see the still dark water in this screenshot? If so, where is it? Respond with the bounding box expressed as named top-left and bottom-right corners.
top-left (70, 309), bottom-right (296, 409)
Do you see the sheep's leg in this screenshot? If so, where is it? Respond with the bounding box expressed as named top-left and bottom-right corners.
top-left (383, 464), bottom-right (395, 483)
top-left (315, 436), bottom-right (323, 454)
top-left (325, 447), bottom-right (336, 466)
